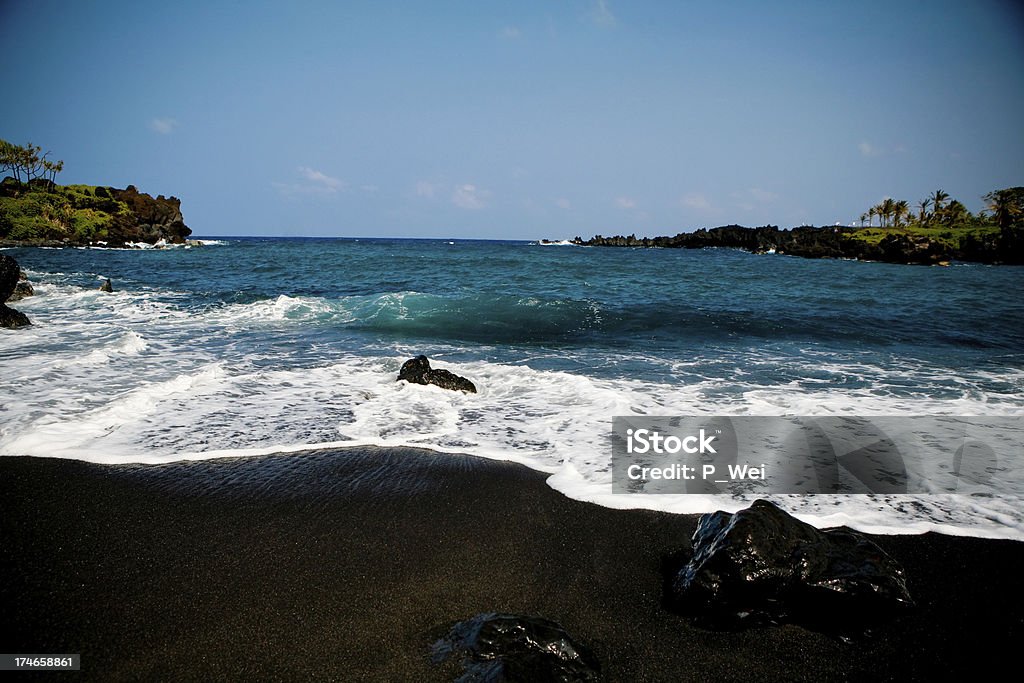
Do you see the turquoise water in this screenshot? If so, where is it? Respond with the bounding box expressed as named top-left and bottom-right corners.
top-left (2, 238), bottom-right (1022, 536)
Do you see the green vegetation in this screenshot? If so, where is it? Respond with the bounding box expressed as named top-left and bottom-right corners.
top-left (0, 139), bottom-right (132, 242)
top-left (0, 181), bottom-right (129, 242)
top-left (847, 224), bottom-right (999, 248)
top-left (853, 186), bottom-right (1023, 251)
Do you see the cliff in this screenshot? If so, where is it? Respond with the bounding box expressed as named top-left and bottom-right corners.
top-left (0, 177), bottom-right (191, 247)
top-left (570, 224), bottom-right (1024, 265)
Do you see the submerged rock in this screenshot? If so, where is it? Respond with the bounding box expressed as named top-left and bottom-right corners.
top-left (431, 612), bottom-right (600, 682)
top-left (398, 355), bottom-right (476, 393)
top-left (669, 499), bottom-right (913, 632)
top-left (0, 254), bottom-right (31, 328)
top-left (99, 278), bottom-right (114, 293)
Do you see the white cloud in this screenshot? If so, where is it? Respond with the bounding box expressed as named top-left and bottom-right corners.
top-left (149, 117), bottom-right (178, 134)
top-left (614, 196), bottom-right (636, 209)
top-left (501, 25), bottom-right (521, 39)
top-left (452, 183), bottom-right (491, 210)
top-left (555, 198), bottom-right (571, 210)
top-left (298, 166), bottom-right (346, 192)
top-left (273, 167), bottom-right (347, 197)
top-left (415, 180), bottom-right (438, 198)
top-left (681, 193), bottom-right (711, 210)
top-left (589, 0), bottom-right (616, 26)
top-left (747, 187), bottom-right (777, 202)
top-left (858, 141), bottom-right (883, 157)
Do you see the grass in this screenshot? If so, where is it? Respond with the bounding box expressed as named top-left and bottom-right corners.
top-left (0, 183), bottom-right (128, 241)
top-left (845, 223), bottom-right (999, 248)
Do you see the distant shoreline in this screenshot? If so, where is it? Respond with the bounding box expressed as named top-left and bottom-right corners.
top-left (563, 223), bottom-right (1024, 265)
top-left (5, 226), bottom-right (1023, 265)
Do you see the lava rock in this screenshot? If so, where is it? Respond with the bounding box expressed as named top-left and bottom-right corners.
top-left (431, 612), bottom-right (600, 682)
top-left (669, 499), bottom-right (913, 632)
top-left (7, 271), bottom-right (34, 302)
top-left (873, 233), bottom-right (948, 265)
top-left (0, 253), bottom-right (19, 298)
top-left (0, 254), bottom-right (31, 327)
top-left (398, 355), bottom-right (476, 393)
top-left (0, 305), bottom-right (30, 328)
top-left (99, 278), bottom-right (114, 293)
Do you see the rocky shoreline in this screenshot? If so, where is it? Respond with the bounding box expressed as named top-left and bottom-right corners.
top-left (564, 224), bottom-right (1024, 265)
top-left (0, 178), bottom-right (191, 248)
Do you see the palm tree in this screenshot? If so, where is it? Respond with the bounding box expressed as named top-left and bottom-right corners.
top-left (916, 198), bottom-right (932, 224)
top-left (894, 200), bottom-right (909, 228)
top-left (930, 189), bottom-right (949, 222)
top-left (944, 200), bottom-right (969, 226)
top-left (878, 198), bottom-right (896, 228)
top-left (867, 207), bottom-right (876, 227)
top-left (859, 212), bottom-right (868, 227)
top-left (984, 188), bottom-right (1024, 229)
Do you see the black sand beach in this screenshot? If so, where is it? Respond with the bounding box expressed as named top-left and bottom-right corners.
top-left (2, 448), bottom-right (1021, 681)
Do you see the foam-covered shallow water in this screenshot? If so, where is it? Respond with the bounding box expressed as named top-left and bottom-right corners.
top-left (2, 238), bottom-right (1022, 538)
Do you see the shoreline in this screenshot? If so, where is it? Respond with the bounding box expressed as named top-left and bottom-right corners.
top-left (2, 448), bottom-right (1021, 680)
top-left (566, 224), bottom-right (1024, 265)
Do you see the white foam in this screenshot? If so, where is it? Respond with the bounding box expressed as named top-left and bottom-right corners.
top-left (2, 278), bottom-right (1022, 540)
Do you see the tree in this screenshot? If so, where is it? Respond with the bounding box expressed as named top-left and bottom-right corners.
top-left (877, 197), bottom-right (896, 227)
top-left (942, 199), bottom-right (970, 226)
top-left (0, 140), bottom-right (21, 180)
top-left (894, 199), bottom-right (910, 228)
top-left (43, 159), bottom-right (64, 183)
top-left (984, 187), bottom-right (1024, 229)
top-left (916, 198), bottom-right (932, 223)
top-left (930, 189), bottom-right (949, 219)
top-left (0, 140), bottom-right (63, 185)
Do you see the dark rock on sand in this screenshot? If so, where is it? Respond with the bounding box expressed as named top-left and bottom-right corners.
top-left (99, 278), bottom-right (114, 293)
top-left (398, 355), bottom-right (476, 393)
top-left (0, 254), bottom-right (31, 327)
top-left (670, 499), bottom-right (913, 632)
top-left (432, 612), bottom-right (600, 682)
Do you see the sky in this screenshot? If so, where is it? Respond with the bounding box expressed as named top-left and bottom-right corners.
top-left (1, 0), bottom-right (1023, 239)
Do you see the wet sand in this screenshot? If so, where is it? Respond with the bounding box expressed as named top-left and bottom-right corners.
top-left (1, 448), bottom-right (1021, 681)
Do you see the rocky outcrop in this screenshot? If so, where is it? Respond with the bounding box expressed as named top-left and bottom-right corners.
top-left (99, 278), bottom-right (113, 293)
top-left (104, 185), bottom-right (191, 246)
top-left (669, 499), bottom-right (913, 632)
top-left (0, 178), bottom-right (191, 247)
top-left (0, 254), bottom-right (31, 328)
top-left (6, 269), bottom-right (33, 302)
top-left (431, 612), bottom-right (600, 682)
top-left (572, 224), bottom-right (1024, 265)
top-left (398, 355), bottom-right (477, 393)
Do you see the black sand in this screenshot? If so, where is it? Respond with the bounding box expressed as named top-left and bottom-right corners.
top-left (2, 448), bottom-right (1021, 681)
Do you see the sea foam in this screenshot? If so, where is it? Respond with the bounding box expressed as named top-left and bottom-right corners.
top-left (2, 245), bottom-right (1022, 539)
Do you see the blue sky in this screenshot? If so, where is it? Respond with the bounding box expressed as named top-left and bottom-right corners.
top-left (2, 0), bottom-right (1022, 239)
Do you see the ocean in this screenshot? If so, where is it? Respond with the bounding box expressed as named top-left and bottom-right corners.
top-left (2, 237), bottom-right (1022, 537)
